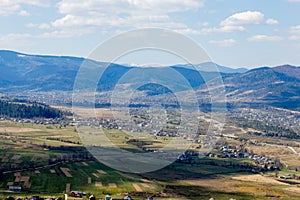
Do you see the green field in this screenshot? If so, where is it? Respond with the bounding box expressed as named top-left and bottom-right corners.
top-left (1, 120), bottom-right (300, 199)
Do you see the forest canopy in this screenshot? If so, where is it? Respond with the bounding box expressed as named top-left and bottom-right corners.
top-left (0, 99), bottom-right (64, 119)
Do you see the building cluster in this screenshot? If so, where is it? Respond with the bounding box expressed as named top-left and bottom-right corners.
top-left (233, 107), bottom-right (300, 132)
top-left (176, 150), bottom-right (200, 163)
top-left (0, 116), bottom-right (72, 127)
top-left (207, 145), bottom-right (279, 170)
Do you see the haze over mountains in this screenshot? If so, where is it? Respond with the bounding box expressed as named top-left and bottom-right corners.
top-left (1, 50), bottom-right (300, 109)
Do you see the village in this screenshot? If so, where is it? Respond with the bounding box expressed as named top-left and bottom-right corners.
top-left (231, 106), bottom-right (300, 138)
top-left (2, 100), bottom-right (300, 199)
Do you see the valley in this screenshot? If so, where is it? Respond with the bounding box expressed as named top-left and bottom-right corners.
top-left (1, 51), bottom-right (300, 199)
top-left (1, 104), bottom-right (300, 199)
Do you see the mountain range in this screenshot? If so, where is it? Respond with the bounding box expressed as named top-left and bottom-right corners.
top-left (1, 50), bottom-right (300, 109)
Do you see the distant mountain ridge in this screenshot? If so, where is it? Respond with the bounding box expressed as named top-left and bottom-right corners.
top-left (0, 50), bottom-right (247, 92)
top-left (1, 50), bottom-right (300, 109)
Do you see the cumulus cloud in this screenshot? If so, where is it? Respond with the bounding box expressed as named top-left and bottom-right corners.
top-left (0, 0), bottom-right (51, 16)
top-left (266, 18), bottom-right (279, 25)
top-left (57, 0), bottom-right (203, 15)
top-left (220, 11), bottom-right (264, 26)
top-left (209, 39), bottom-right (236, 46)
top-left (51, 0), bottom-right (203, 31)
top-left (247, 35), bottom-right (282, 42)
top-left (201, 11), bottom-right (277, 34)
top-left (0, 1), bottom-right (23, 16)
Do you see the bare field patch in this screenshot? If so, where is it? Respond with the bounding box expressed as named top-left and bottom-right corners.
top-left (60, 168), bottom-right (72, 177)
top-left (70, 107), bottom-right (114, 119)
top-left (132, 183), bottom-right (143, 192)
top-left (15, 177), bottom-right (20, 182)
top-left (141, 183), bottom-right (150, 188)
top-left (66, 183), bottom-right (70, 193)
top-left (285, 187), bottom-right (300, 193)
top-left (108, 183), bottom-right (117, 188)
top-left (97, 170), bottom-right (106, 174)
top-left (178, 177), bottom-right (292, 198)
top-left (20, 176), bottom-right (30, 182)
top-left (0, 127), bottom-right (41, 133)
top-left (280, 154), bottom-right (300, 167)
top-left (95, 182), bottom-right (102, 187)
top-left (231, 174), bottom-right (288, 185)
top-left (247, 144), bottom-right (293, 157)
top-left (14, 172), bottom-right (20, 177)
top-left (141, 179), bottom-right (151, 183)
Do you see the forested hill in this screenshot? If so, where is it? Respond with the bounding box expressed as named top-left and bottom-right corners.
top-left (0, 100), bottom-right (64, 119)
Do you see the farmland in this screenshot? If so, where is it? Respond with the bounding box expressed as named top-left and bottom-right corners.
top-left (1, 112), bottom-right (300, 199)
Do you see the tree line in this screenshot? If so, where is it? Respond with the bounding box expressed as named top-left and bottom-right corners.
top-left (0, 99), bottom-right (63, 119)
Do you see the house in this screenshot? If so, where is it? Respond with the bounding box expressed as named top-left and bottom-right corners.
top-left (68, 191), bottom-right (85, 198)
top-left (280, 174), bottom-right (292, 179)
top-left (9, 186), bottom-right (21, 192)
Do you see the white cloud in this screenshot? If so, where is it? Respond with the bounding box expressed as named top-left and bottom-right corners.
top-left (220, 11), bottom-right (264, 26)
top-left (266, 18), bottom-right (279, 25)
top-left (0, 33), bottom-right (33, 48)
top-left (209, 39), bottom-right (236, 46)
top-left (198, 22), bottom-right (209, 27)
top-left (247, 35), bottom-right (282, 42)
top-left (38, 29), bottom-right (93, 38)
top-left (26, 23), bottom-right (51, 29)
top-left (219, 25), bottom-right (246, 32)
top-left (201, 25), bottom-right (245, 33)
top-left (51, 0), bottom-right (203, 34)
top-left (0, 2), bottom-right (22, 16)
top-left (201, 11), bottom-right (277, 34)
top-left (18, 10), bottom-right (30, 16)
top-left (57, 0), bottom-right (203, 15)
top-left (175, 28), bottom-right (203, 35)
top-left (0, 0), bottom-right (51, 16)
top-left (38, 23), bottom-right (51, 30)
top-left (290, 25), bottom-right (300, 34)
top-left (52, 14), bottom-right (187, 30)
top-left (289, 25), bottom-right (300, 40)
top-left (19, 0), bottom-right (52, 7)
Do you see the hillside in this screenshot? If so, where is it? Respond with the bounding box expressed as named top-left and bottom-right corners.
top-left (221, 66), bottom-right (300, 108)
top-left (1, 50), bottom-right (300, 109)
top-left (0, 50), bottom-right (239, 93)
top-left (0, 99), bottom-right (64, 118)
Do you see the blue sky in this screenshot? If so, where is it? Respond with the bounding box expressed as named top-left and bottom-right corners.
top-left (0, 0), bottom-right (300, 68)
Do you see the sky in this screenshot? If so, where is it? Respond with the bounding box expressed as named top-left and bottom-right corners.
top-left (0, 0), bottom-right (300, 68)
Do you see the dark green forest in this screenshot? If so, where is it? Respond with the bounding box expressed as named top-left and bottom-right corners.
top-left (0, 100), bottom-right (63, 119)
